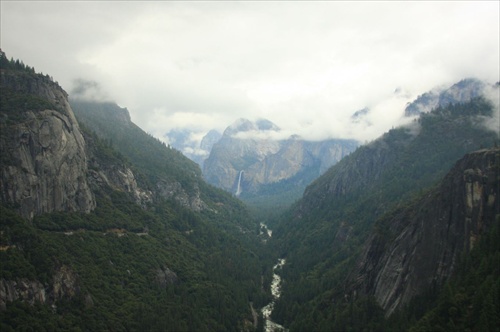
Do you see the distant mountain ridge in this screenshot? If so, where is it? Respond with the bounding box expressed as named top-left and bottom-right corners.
top-left (164, 128), bottom-right (221, 167)
top-left (202, 118), bottom-right (359, 203)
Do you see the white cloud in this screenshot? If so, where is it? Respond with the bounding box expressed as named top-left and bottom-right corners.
top-left (1, 1), bottom-right (498, 143)
top-left (481, 85), bottom-right (500, 136)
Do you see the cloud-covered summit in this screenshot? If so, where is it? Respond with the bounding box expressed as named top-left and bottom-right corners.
top-left (70, 79), bottom-right (111, 102)
top-left (2, 1), bottom-right (498, 143)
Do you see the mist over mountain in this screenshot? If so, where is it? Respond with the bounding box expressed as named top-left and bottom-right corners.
top-left (0, 51), bottom-right (270, 331)
top-left (270, 90), bottom-right (499, 330)
top-left (404, 78), bottom-right (491, 116)
top-left (203, 118), bottom-right (359, 206)
top-left (1, 49), bottom-right (499, 332)
top-left (163, 128), bottom-right (222, 167)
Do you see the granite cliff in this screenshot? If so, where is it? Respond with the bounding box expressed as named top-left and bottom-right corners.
top-left (0, 53), bottom-right (157, 219)
top-left (0, 59), bottom-right (95, 219)
top-left (0, 264), bottom-right (82, 311)
top-left (70, 100), bottom-right (209, 212)
top-left (203, 118), bottom-right (358, 197)
top-left (349, 148), bottom-right (500, 316)
top-left (0, 52), bottom-right (266, 330)
top-left (270, 92), bottom-right (499, 330)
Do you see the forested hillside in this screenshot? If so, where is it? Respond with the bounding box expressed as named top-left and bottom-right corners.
top-left (2, 50), bottom-right (499, 332)
top-left (70, 101), bottom-right (200, 191)
top-left (270, 96), bottom-right (499, 330)
top-left (0, 52), bottom-right (273, 331)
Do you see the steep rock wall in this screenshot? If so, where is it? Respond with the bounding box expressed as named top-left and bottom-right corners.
top-left (204, 131), bottom-right (357, 195)
top-left (0, 71), bottom-right (95, 219)
top-left (349, 148), bottom-right (500, 316)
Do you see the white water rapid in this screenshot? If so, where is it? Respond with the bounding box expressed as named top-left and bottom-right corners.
top-left (260, 223), bottom-right (287, 332)
top-left (260, 223), bottom-right (272, 238)
top-left (262, 258), bottom-right (287, 332)
top-left (235, 170), bottom-right (243, 196)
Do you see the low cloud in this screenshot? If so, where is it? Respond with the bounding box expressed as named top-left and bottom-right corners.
top-left (70, 79), bottom-right (111, 102)
top-left (183, 147), bottom-right (210, 157)
top-left (481, 84), bottom-right (500, 136)
top-left (2, 1), bottom-right (498, 145)
top-left (231, 128), bottom-right (293, 141)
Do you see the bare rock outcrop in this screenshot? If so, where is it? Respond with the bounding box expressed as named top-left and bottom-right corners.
top-left (51, 265), bottom-right (80, 301)
top-left (0, 71), bottom-right (95, 219)
top-left (156, 180), bottom-right (207, 212)
top-left (0, 278), bottom-right (46, 311)
top-left (203, 118), bottom-right (358, 195)
top-left (0, 264), bottom-right (81, 311)
top-left (153, 266), bottom-right (178, 288)
top-left (348, 148), bottom-right (500, 316)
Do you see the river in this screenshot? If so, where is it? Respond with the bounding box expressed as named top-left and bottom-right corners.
top-left (260, 223), bottom-right (287, 332)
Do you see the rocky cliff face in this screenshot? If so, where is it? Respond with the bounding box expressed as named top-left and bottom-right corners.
top-left (0, 278), bottom-right (46, 311)
top-left (70, 100), bottom-right (209, 212)
top-left (154, 266), bottom-right (178, 288)
top-left (156, 180), bottom-right (207, 212)
top-left (83, 130), bottom-right (154, 209)
top-left (0, 264), bottom-right (81, 311)
top-left (0, 69), bottom-right (95, 219)
top-left (349, 148), bottom-right (500, 316)
top-left (203, 118), bottom-right (358, 195)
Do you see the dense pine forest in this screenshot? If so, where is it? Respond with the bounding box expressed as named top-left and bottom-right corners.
top-left (1, 51), bottom-right (499, 331)
top-left (269, 97), bottom-right (499, 331)
top-left (0, 52), bottom-right (274, 331)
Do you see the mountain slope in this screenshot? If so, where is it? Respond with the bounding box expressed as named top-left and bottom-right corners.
top-left (349, 148), bottom-right (500, 316)
top-left (271, 93), bottom-right (499, 330)
top-left (404, 78), bottom-right (488, 116)
top-left (70, 101), bottom-right (205, 209)
top-left (0, 51), bottom-right (269, 331)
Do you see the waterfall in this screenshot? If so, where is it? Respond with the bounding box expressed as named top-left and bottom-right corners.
top-left (235, 170), bottom-right (243, 196)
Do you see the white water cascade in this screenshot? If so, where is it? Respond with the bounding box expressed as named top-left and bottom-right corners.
top-left (235, 170), bottom-right (243, 196)
top-left (262, 258), bottom-right (287, 332)
top-left (259, 223), bottom-right (287, 332)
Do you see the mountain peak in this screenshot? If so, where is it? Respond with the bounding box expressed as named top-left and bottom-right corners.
top-left (255, 118), bottom-right (280, 131)
top-left (404, 77), bottom-right (489, 116)
top-left (223, 118), bottom-right (280, 136)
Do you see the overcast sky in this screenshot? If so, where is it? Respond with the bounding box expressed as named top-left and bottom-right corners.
top-left (1, 1), bottom-right (499, 143)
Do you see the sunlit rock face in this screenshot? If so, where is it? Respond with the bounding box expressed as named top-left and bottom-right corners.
top-left (0, 70), bottom-right (95, 219)
top-left (203, 118), bottom-right (358, 195)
